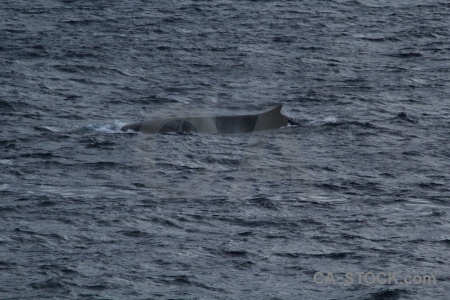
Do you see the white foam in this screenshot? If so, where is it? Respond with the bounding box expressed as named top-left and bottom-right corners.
top-left (323, 116), bottom-right (338, 123)
top-left (95, 121), bottom-right (127, 133)
top-left (76, 121), bottom-right (127, 134)
top-left (37, 126), bottom-right (62, 133)
top-left (307, 116), bottom-right (338, 126)
top-left (0, 184), bottom-right (10, 191)
top-left (0, 159), bottom-right (13, 166)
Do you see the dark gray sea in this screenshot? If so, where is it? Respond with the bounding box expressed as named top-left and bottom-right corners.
top-left (1, 0), bottom-right (449, 299)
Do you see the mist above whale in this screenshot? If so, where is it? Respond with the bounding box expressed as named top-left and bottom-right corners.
top-left (121, 105), bottom-right (296, 134)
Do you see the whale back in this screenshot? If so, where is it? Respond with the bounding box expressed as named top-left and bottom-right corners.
top-left (121, 105), bottom-right (289, 134)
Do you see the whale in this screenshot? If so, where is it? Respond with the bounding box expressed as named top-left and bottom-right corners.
top-left (121, 105), bottom-right (297, 134)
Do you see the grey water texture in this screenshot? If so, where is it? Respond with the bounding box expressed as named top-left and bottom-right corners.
top-left (1, 0), bottom-right (449, 299)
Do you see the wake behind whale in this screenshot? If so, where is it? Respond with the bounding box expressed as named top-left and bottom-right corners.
top-left (121, 105), bottom-right (297, 134)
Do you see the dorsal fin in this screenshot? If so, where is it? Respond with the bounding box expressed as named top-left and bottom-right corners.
top-left (253, 105), bottom-right (288, 131)
top-left (266, 105), bottom-right (282, 114)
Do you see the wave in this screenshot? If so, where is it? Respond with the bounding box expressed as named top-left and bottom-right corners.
top-left (301, 117), bottom-right (380, 130)
top-left (389, 112), bottom-right (419, 123)
top-left (305, 116), bottom-right (338, 126)
top-left (71, 121), bottom-right (126, 134)
top-left (34, 121), bottom-right (127, 135)
top-left (0, 99), bottom-right (33, 113)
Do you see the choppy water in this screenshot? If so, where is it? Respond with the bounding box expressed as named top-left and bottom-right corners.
top-left (1, 0), bottom-right (449, 299)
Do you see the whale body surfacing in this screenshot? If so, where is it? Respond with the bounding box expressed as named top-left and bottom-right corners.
top-left (121, 105), bottom-right (296, 134)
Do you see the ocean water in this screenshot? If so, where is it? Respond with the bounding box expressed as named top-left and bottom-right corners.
top-left (1, 0), bottom-right (449, 299)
